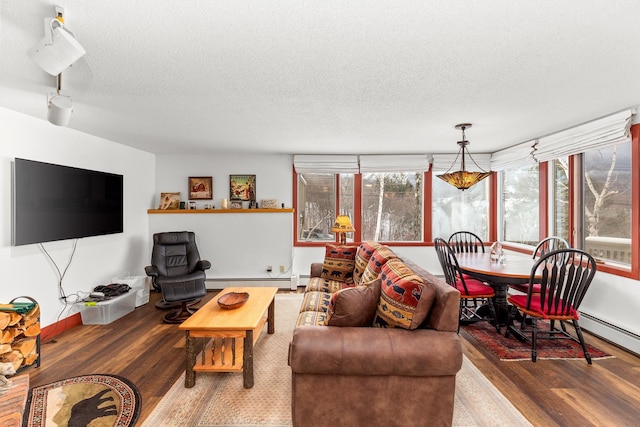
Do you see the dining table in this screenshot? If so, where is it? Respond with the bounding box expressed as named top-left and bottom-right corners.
top-left (455, 251), bottom-right (540, 339)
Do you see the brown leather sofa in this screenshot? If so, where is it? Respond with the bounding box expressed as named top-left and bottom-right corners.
top-left (288, 244), bottom-right (463, 427)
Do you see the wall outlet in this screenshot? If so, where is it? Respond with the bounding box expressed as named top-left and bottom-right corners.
top-left (279, 265), bottom-right (285, 273)
top-left (266, 265), bottom-right (272, 272)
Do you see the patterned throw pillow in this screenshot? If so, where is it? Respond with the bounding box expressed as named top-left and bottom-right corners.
top-left (360, 246), bottom-right (397, 285)
top-left (320, 244), bottom-right (358, 284)
top-left (353, 242), bottom-right (381, 286)
top-left (373, 258), bottom-right (436, 330)
top-left (324, 279), bottom-right (382, 327)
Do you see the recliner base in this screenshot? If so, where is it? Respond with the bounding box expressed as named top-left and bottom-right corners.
top-left (163, 303), bottom-right (199, 324)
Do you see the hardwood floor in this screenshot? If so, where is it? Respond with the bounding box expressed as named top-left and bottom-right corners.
top-left (27, 290), bottom-right (640, 426)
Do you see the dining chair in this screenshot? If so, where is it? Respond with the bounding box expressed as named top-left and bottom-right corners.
top-left (448, 231), bottom-right (485, 254)
top-left (510, 236), bottom-right (571, 294)
top-left (504, 248), bottom-right (597, 364)
top-left (434, 238), bottom-right (499, 332)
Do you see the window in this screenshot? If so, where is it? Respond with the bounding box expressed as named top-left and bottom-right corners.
top-left (582, 141), bottom-right (632, 265)
top-left (500, 165), bottom-right (539, 245)
top-left (432, 177), bottom-right (489, 241)
top-left (297, 173), bottom-right (336, 242)
top-left (550, 158), bottom-right (570, 242)
top-left (361, 172), bottom-right (423, 242)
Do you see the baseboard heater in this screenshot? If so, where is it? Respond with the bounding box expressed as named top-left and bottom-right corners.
top-left (579, 312), bottom-right (640, 357)
top-left (205, 278), bottom-right (296, 291)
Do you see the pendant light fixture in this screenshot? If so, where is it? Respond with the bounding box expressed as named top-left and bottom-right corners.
top-left (437, 123), bottom-right (492, 190)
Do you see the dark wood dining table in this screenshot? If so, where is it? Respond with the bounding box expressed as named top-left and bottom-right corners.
top-left (455, 252), bottom-right (540, 336)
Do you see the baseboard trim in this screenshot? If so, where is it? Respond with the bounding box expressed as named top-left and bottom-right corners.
top-left (41, 312), bottom-right (82, 342)
top-left (580, 312), bottom-right (640, 356)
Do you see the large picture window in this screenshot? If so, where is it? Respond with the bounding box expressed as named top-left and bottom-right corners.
top-left (550, 158), bottom-right (570, 242)
top-left (582, 141), bottom-right (632, 265)
top-left (432, 177), bottom-right (489, 241)
top-left (297, 173), bottom-right (336, 242)
top-left (361, 172), bottom-right (423, 242)
top-left (500, 165), bottom-right (539, 245)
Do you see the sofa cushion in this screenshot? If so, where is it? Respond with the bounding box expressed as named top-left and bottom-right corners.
top-left (353, 242), bottom-right (381, 285)
top-left (296, 311), bottom-right (328, 327)
top-left (304, 277), bottom-right (347, 294)
top-left (320, 244), bottom-right (358, 284)
top-left (325, 279), bottom-right (382, 327)
top-left (360, 246), bottom-right (397, 285)
top-left (373, 258), bottom-right (436, 329)
top-left (299, 291), bottom-right (333, 313)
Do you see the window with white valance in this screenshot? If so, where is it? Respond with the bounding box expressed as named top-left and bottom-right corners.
top-left (490, 140), bottom-right (538, 171)
top-left (358, 154), bottom-right (432, 173)
top-left (491, 109), bottom-right (634, 169)
top-left (293, 155), bottom-right (359, 173)
top-left (532, 109), bottom-right (633, 163)
top-left (294, 154), bottom-right (433, 173)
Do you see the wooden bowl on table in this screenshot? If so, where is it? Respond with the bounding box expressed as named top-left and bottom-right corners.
top-left (217, 292), bottom-right (250, 310)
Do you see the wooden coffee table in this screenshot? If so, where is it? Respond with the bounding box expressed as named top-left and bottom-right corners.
top-left (179, 287), bottom-right (278, 388)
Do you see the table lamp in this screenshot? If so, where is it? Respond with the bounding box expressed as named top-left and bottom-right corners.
top-left (331, 215), bottom-right (355, 245)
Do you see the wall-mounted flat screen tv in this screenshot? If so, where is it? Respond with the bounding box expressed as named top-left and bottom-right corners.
top-left (13, 158), bottom-right (124, 246)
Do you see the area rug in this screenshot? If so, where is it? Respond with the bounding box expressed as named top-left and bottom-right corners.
top-left (23, 374), bottom-right (141, 427)
top-left (462, 320), bottom-right (614, 361)
top-left (143, 293), bottom-right (532, 427)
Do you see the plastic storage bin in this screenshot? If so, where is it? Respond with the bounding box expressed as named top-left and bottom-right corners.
top-left (80, 291), bottom-right (136, 325)
top-left (111, 275), bottom-right (150, 307)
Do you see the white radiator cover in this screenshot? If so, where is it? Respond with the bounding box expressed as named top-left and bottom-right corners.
top-left (579, 312), bottom-right (640, 356)
top-left (206, 278), bottom-right (295, 291)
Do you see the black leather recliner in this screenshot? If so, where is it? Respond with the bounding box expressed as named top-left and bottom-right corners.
top-left (145, 231), bottom-right (210, 323)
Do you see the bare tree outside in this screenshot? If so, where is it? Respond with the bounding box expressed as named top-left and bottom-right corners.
top-left (362, 173), bottom-right (423, 241)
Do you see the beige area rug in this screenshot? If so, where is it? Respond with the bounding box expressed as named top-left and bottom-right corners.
top-left (143, 293), bottom-right (532, 427)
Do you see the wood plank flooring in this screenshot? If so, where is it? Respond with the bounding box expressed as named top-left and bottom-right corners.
top-left (26, 290), bottom-right (640, 426)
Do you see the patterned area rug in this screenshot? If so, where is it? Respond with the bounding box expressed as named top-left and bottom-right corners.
top-left (463, 319), bottom-right (614, 361)
top-left (23, 374), bottom-right (141, 427)
top-left (143, 293), bottom-right (532, 427)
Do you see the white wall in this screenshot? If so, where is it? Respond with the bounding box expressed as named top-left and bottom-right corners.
top-left (0, 107), bottom-right (155, 327)
top-left (152, 154), bottom-right (294, 280)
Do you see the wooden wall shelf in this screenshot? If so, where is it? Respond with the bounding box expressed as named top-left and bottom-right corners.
top-left (148, 208), bottom-right (294, 214)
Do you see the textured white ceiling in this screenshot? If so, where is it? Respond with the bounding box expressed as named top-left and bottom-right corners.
top-left (2, 0), bottom-right (640, 156)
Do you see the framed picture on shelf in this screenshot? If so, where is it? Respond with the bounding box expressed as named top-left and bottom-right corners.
top-left (230, 175), bottom-right (256, 201)
top-left (159, 192), bottom-right (181, 210)
top-left (230, 201), bottom-right (242, 209)
top-left (189, 176), bottom-right (213, 200)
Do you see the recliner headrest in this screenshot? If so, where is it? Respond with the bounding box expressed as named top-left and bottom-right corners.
top-left (154, 231), bottom-right (194, 245)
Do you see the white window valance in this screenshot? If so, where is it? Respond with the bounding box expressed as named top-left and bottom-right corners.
top-left (532, 109), bottom-right (633, 163)
top-left (491, 109), bottom-right (634, 169)
top-left (431, 153), bottom-right (492, 174)
top-left (293, 155), bottom-right (360, 174)
top-left (359, 154), bottom-right (432, 173)
top-left (490, 140), bottom-right (538, 171)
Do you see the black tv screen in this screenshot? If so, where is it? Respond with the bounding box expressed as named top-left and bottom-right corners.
top-left (13, 158), bottom-right (124, 246)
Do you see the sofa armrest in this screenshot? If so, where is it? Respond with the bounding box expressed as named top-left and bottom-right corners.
top-left (310, 262), bottom-right (324, 278)
top-left (289, 326), bottom-right (462, 377)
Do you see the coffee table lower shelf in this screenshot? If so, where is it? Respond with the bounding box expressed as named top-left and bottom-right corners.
top-left (189, 316), bottom-right (267, 374)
